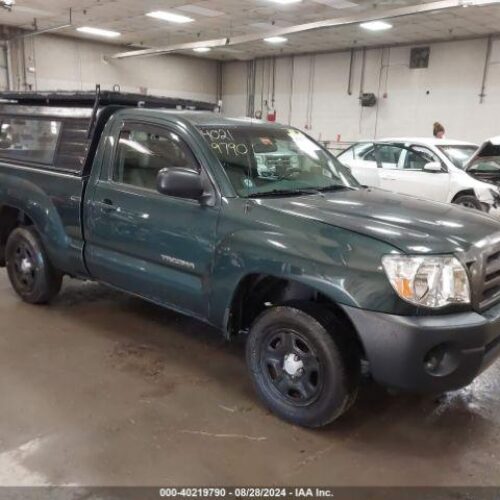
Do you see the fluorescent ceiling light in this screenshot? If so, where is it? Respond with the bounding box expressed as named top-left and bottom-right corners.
top-left (146, 10), bottom-right (194, 23)
top-left (264, 36), bottom-right (288, 44)
top-left (77, 26), bottom-right (121, 38)
top-left (177, 4), bottom-right (224, 17)
top-left (193, 47), bottom-right (211, 53)
top-left (360, 20), bottom-right (393, 31)
top-left (313, 0), bottom-right (358, 7)
top-left (462, 0), bottom-right (500, 5)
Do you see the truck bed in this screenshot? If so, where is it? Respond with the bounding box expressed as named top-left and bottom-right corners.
top-left (0, 160), bottom-right (87, 277)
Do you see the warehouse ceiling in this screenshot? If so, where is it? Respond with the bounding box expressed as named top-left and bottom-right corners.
top-left (1, 0), bottom-right (500, 59)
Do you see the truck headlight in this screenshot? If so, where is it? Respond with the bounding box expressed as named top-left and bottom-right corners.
top-left (382, 255), bottom-right (470, 308)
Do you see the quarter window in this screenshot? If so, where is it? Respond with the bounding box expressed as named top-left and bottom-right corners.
top-left (113, 128), bottom-right (198, 190)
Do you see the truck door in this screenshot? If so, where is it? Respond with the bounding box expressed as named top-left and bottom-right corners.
top-left (84, 121), bottom-right (219, 318)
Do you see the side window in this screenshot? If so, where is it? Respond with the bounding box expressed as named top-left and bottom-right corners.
top-left (377, 145), bottom-right (404, 169)
top-left (113, 128), bottom-right (199, 190)
top-left (403, 146), bottom-right (439, 171)
top-left (352, 142), bottom-right (374, 160)
top-left (362, 147), bottom-right (377, 162)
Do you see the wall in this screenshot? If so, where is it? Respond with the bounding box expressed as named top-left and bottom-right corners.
top-left (4, 31), bottom-right (500, 144)
top-left (7, 33), bottom-right (218, 102)
top-left (222, 38), bottom-right (500, 144)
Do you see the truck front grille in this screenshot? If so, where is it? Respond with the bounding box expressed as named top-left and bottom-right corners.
top-left (479, 248), bottom-right (500, 310)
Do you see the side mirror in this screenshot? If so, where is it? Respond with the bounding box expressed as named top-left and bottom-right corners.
top-left (157, 167), bottom-right (204, 200)
top-left (423, 161), bottom-right (443, 173)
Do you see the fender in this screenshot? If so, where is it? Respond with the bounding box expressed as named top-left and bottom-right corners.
top-left (0, 168), bottom-right (87, 276)
top-left (473, 184), bottom-right (496, 206)
top-left (207, 226), bottom-right (401, 331)
top-left (448, 170), bottom-right (497, 207)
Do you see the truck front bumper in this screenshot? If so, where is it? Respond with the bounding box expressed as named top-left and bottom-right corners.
top-left (342, 302), bottom-right (500, 393)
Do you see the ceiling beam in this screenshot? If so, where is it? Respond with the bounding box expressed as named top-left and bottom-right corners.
top-left (8, 23), bottom-right (73, 40)
top-left (112, 0), bottom-right (472, 59)
top-left (7, 8), bottom-right (73, 40)
top-left (113, 38), bottom-right (229, 59)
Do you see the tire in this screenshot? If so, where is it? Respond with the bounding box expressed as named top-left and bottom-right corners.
top-left (5, 227), bottom-right (62, 304)
top-left (246, 303), bottom-right (360, 428)
top-left (453, 195), bottom-right (485, 211)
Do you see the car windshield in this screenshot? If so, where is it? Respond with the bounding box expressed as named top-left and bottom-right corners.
top-left (438, 145), bottom-right (478, 170)
top-left (198, 125), bottom-right (359, 197)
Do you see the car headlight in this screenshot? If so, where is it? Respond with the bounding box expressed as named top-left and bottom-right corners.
top-left (382, 255), bottom-right (470, 308)
top-left (489, 188), bottom-right (500, 204)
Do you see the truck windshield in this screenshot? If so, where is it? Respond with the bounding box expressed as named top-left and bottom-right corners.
top-left (198, 125), bottom-right (359, 197)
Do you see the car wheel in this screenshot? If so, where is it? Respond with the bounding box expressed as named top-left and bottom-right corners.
top-left (246, 302), bottom-right (360, 428)
top-left (453, 195), bottom-right (485, 211)
top-left (5, 227), bottom-right (62, 304)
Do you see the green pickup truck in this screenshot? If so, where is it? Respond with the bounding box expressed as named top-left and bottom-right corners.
top-left (1, 91), bottom-right (500, 428)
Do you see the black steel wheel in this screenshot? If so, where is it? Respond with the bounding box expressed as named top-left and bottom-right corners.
top-left (5, 227), bottom-right (62, 304)
top-left (246, 303), bottom-right (360, 428)
top-left (261, 328), bottom-right (323, 406)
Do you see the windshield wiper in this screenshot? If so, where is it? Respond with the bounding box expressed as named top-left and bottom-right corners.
top-left (247, 188), bottom-right (319, 198)
top-left (315, 185), bottom-right (356, 193)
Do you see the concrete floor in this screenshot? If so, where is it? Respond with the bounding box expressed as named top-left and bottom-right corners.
top-left (0, 269), bottom-right (499, 488)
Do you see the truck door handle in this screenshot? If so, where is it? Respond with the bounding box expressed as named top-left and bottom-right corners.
top-left (96, 198), bottom-right (116, 213)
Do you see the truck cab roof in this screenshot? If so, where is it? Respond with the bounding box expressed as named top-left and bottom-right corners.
top-left (117, 109), bottom-right (282, 129)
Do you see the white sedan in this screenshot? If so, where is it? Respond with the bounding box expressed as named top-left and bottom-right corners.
top-left (337, 138), bottom-right (500, 212)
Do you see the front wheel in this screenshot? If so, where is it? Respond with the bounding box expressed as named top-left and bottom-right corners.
top-left (246, 304), bottom-right (360, 428)
top-left (5, 227), bottom-right (62, 304)
top-left (453, 195), bottom-right (485, 211)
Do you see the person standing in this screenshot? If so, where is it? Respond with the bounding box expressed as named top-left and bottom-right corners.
top-left (433, 122), bottom-right (446, 139)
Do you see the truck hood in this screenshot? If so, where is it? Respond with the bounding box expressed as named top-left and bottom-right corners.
top-left (259, 187), bottom-right (500, 254)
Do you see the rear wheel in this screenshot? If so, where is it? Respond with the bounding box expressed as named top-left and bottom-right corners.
top-left (246, 303), bottom-right (360, 428)
top-left (5, 227), bottom-right (62, 304)
top-left (453, 195), bottom-right (484, 211)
